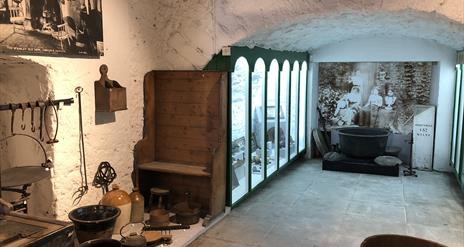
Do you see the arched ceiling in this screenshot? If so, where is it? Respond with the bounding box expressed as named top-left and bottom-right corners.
top-left (234, 9), bottom-right (464, 52)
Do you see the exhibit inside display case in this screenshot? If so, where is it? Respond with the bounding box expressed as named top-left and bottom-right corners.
top-left (222, 46), bottom-right (309, 205)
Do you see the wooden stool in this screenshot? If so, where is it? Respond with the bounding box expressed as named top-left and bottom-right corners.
top-left (148, 187), bottom-right (170, 210)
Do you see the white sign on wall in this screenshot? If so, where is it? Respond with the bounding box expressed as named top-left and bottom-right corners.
top-left (412, 105), bottom-right (436, 170)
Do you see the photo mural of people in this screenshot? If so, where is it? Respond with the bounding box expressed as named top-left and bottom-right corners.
top-left (0, 0), bottom-right (103, 57)
top-left (318, 62), bottom-right (432, 134)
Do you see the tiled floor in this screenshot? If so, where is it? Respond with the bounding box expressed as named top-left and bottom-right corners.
top-left (189, 159), bottom-right (464, 247)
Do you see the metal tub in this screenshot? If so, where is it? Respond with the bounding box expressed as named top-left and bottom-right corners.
top-left (338, 127), bottom-right (390, 158)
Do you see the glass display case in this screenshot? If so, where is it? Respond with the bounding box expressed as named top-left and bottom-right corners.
top-left (266, 60), bottom-right (279, 176)
top-left (298, 62), bottom-right (308, 152)
top-left (231, 57), bottom-right (249, 204)
top-left (290, 61), bottom-right (300, 158)
top-left (251, 59), bottom-right (266, 188)
top-left (279, 61), bottom-right (290, 166)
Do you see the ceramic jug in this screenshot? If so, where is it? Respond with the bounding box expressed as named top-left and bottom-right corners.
top-left (101, 184), bottom-right (132, 234)
top-left (130, 187), bottom-right (145, 223)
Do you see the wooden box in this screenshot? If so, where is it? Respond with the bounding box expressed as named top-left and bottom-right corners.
top-left (94, 80), bottom-right (127, 112)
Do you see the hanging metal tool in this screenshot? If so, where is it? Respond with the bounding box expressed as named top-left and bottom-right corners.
top-left (72, 87), bottom-right (89, 205)
top-left (38, 101), bottom-right (45, 141)
top-left (9, 104), bottom-right (17, 135)
top-left (29, 102), bottom-right (36, 132)
top-left (45, 99), bottom-right (59, 144)
top-left (20, 103), bottom-right (26, 130)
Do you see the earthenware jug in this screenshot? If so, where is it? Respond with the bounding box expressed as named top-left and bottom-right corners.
top-left (130, 187), bottom-right (145, 223)
top-left (101, 184), bottom-right (132, 234)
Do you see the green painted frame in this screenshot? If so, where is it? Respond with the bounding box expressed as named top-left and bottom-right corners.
top-left (206, 46), bottom-right (309, 207)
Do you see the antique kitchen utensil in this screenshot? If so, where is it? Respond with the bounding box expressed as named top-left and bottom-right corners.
top-left (20, 103), bottom-right (26, 130)
top-left (73, 87), bottom-right (89, 205)
top-left (29, 102), bottom-right (36, 132)
top-left (170, 192), bottom-right (201, 225)
top-left (44, 98), bottom-right (59, 144)
top-left (38, 101), bottom-right (46, 141)
top-left (93, 161), bottom-right (117, 194)
top-left (68, 204), bottom-right (121, 243)
top-left (120, 223), bottom-right (147, 247)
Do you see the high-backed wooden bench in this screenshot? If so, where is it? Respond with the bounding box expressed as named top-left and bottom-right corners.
top-left (134, 71), bottom-right (227, 219)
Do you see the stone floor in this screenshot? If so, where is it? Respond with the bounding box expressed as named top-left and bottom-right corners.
top-left (189, 159), bottom-right (464, 247)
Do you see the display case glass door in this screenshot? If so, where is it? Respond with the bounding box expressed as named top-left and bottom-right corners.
top-left (279, 61), bottom-right (290, 166)
top-left (289, 61), bottom-right (300, 158)
top-left (266, 60), bottom-right (279, 176)
top-left (298, 62), bottom-right (307, 153)
top-left (231, 57), bottom-right (249, 204)
top-left (251, 58), bottom-right (266, 188)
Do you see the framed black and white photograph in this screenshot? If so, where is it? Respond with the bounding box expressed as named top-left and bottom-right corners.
top-left (318, 62), bottom-right (433, 134)
top-left (0, 0), bottom-right (103, 57)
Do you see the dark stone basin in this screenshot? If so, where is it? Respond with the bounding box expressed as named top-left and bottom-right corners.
top-left (338, 127), bottom-right (390, 158)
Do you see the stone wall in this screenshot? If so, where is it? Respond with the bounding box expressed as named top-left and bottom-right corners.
top-left (0, 0), bottom-right (462, 219)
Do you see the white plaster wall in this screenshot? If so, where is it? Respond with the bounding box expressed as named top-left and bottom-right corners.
top-left (310, 37), bottom-right (457, 172)
top-left (0, 0), bottom-right (152, 219)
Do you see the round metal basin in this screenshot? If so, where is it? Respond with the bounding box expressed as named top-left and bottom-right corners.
top-left (338, 127), bottom-right (390, 158)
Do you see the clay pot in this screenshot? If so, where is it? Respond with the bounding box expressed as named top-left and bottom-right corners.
top-left (101, 184), bottom-right (132, 234)
top-left (68, 205), bottom-right (120, 243)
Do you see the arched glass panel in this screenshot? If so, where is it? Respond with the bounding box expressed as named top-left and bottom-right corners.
top-left (298, 62), bottom-right (307, 152)
top-left (251, 58), bottom-right (266, 188)
top-left (455, 65), bottom-right (464, 172)
top-left (231, 57), bottom-right (249, 204)
top-left (279, 60), bottom-right (290, 166)
top-left (266, 59), bottom-right (279, 176)
top-left (290, 61), bottom-right (299, 158)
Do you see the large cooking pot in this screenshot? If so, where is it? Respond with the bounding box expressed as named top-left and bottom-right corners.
top-left (69, 205), bottom-right (121, 243)
top-left (338, 127), bottom-right (390, 158)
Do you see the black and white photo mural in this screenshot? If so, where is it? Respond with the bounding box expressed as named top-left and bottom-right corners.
top-left (0, 0), bottom-right (103, 57)
top-left (318, 62), bottom-right (433, 134)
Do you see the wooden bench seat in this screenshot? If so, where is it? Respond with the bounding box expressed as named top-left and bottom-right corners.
top-left (138, 161), bottom-right (211, 177)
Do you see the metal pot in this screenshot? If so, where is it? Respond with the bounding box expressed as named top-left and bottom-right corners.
top-left (171, 201), bottom-right (200, 225)
top-left (68, 205), bottom-right (120, 243)
top-left (338, 127), bottom-right (389, 158)
top-left (120, 223), bottom-right (147, 247)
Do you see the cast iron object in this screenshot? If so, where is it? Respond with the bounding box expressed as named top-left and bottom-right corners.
top-left (68, 205), bottom-right (121, 243)
top-left (361, 234), bottom-right (446, 247)
top-left (80, 239), bottom-right (122, 247)
top-left (338, 127), bottom-right (389, 158)
top-left (171, 201), bottom-right (200, 225)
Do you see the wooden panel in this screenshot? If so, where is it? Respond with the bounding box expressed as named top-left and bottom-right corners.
top-left (154, 71), bottom-right (222, 80)
top-left (138, 161), bottom-right (210, 177)
top-left (156, 136), bottom-right (216, 152)
top-left (157, 126), bottom-right (218, 140)
top-left (210, 72), bottom-right (227, 216)
top-left (156, 114), bottom-right (218, 129)
top-left (156, 79), bottom-right (218, 92)
top-left (155, 91), bottom-right (218, 104)
top-left (156, 103), bottom-right (218, 117)
top-left (155, 147), bottom-right (212, 166)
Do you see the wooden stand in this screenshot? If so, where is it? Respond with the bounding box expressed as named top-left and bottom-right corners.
top-left (134, 71), bottom-right (227, 219)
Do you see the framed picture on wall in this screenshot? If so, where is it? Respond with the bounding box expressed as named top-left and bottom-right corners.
top-left (0, 0), bottom-right (103, 57)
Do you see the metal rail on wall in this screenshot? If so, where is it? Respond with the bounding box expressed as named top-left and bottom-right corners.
top-left (0, 98), bottom-right (74, 111)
